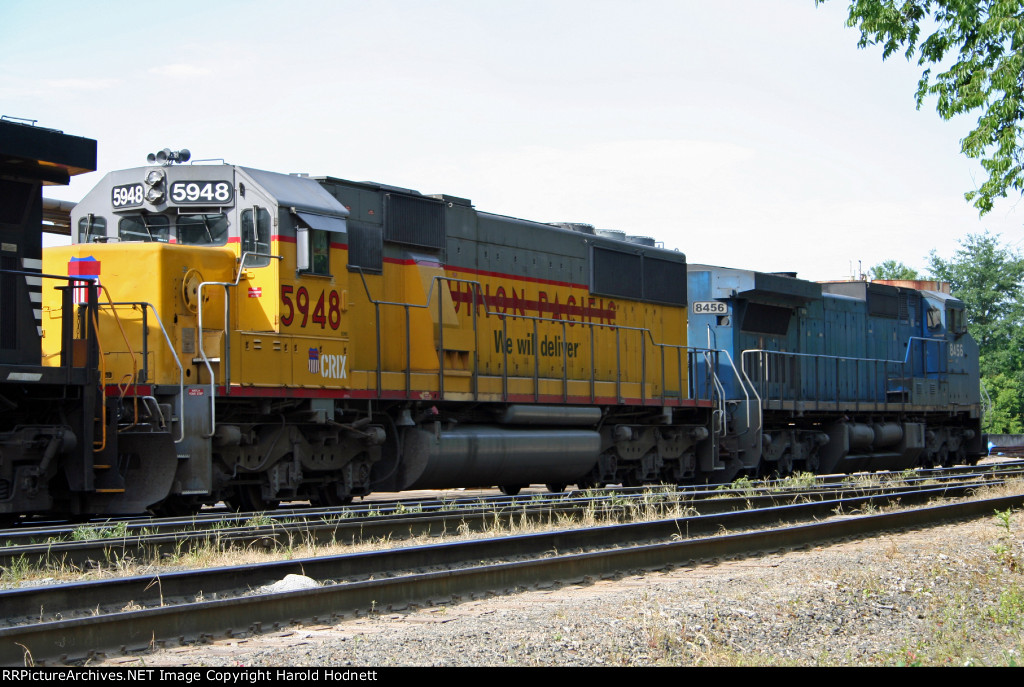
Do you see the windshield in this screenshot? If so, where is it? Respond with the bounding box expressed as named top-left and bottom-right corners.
top-left (118, 215), bottom-right (170, 242)
top-left (178, 213), bottom-right (229, 246)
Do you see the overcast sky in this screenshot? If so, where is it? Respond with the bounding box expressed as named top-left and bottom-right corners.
top-left (2, 0), bottom-right (1020, 280)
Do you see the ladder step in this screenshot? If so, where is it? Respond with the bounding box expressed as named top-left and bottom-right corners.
top-left (94, 488), bottom-right (125, 494)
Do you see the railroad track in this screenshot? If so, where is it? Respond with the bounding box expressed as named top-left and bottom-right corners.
top-left (2, 464), bottom-right (1021, 569)
top-left (2, 476), bottom-right (1022, 666)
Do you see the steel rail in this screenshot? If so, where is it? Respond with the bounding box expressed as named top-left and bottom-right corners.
top-left (6, 459), bottom-right (1020, 542)
top-left (2, 463), bottom-right (1021, 566)
top-left (0, 477), bottom-right (1010, 568)
top-left (2, 489), bottom-right (1023, 665)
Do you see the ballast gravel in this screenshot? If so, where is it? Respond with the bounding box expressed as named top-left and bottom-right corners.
top-left (94, 511), bottom-right (1024, 667)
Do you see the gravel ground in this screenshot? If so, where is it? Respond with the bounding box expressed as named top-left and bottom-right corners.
top-left (93, 507), bottom-right (1024, 668)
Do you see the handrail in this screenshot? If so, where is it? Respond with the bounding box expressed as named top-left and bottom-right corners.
top-left (351, 268), bottom-right (717, 405)
top-left (740, 343), bottom-right (954, 407)
top-left (87, 306), bottom-right (108, 451)
top-left (12, 271), bottom-right (109, 453)
top-left (103, 301), bottom-right (186, 443)
top-left (705, 351), bottom-right (727, 435)
top-left (197, 250), bottom-right (282, 438)
top-left (94, 285), bottom-right (141, 439)
top-left (719, 348), bottom-right (761, 432)
top-left (903, 336), bottom-right (947, 364)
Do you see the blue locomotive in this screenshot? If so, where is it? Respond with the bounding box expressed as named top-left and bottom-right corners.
top-left (688, 264), bottom-right (985, 481)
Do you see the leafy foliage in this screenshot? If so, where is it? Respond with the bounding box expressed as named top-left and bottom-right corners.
top-left (927, 231), bottom-right (1024, 432)
top-left (870, 259), bottom-right (921, 280)
top-left (823, 0), bottom-right (1024, 214)
top-left (928, 231), bottom-right (1024, 360)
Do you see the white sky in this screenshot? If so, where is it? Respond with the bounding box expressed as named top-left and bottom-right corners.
top-left (2, 0), bottom-right (1020, 280)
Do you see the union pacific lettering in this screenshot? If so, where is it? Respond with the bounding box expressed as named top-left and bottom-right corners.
top-left (448, 280), bottom-right (617, 326)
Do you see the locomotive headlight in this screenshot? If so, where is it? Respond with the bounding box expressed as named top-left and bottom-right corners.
top-left (144, 169), bottom-right (166, 203)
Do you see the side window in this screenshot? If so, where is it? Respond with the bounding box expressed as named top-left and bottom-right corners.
top-left (297, 227), bottom-right (330, 275)
top-left (178, 214), bottom-right (229, 246)
top-left (311, 229), bottom-right (330, 275)
top-left (948, 307), bottom-right (967, 335)
top-left (77, 215), bottom-right (106, 243)
top-left (118, 215), bottom-right (170, 242)
top-left (926, 305), bottom-right (942, 330)
top-left (240, 207), bottom-right (271, 267)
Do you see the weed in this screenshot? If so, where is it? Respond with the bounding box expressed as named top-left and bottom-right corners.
top-left (0, 554), bottom-right (34, 585)
top-left (16, 643), bottom-right (34, 667)
top-left (987, 587), bottom-right (1024, 626)
top-left (898, 468), bottom-right (918, 484)
top-left (780, 471), bottom-right (817, 490)
top-left (994, 507), bottom-right (1015, 533)
top-left (728, 475), bottom-right (761, 498)
top-left (244, 513), bottom-right (273, 528)
top-left (72, 520), bottom-right (129, 541)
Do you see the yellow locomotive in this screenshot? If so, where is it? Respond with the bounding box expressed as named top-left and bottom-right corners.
top-left (42, 152), bottom-right (718, 514)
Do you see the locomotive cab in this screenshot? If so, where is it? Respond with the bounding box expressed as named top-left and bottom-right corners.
top-left (44, 159), bottom-right (366, 511)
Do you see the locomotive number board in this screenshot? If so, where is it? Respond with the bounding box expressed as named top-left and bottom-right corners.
top-left (170, 180), bottom-right (234, 204)
top-left (111, 183), bottom-right (144, 208)
top-left (691, 301), bottom-right (728, 315)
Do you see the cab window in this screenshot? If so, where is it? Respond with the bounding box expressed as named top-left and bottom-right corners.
top-left (240, 207), bottom-right (271, 267)
top-left (948, 307), bottom-right (967, 335)
top-left (77, 215), bottom-right (107, 243)
top-left (178, 213), bottom-right (229, 246)
top-left (297, 228), bottom-right (331, 275)
top-left (118, 215), bottom-right (170, 242)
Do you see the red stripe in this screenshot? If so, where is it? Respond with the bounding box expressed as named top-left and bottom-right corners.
top-left (107, 384), bottom-right (711, 408)
top-left (447, 264), bottom-right (586, 290)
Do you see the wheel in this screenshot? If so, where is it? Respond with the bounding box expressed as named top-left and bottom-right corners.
top-left (228, 484), bottom-right (280, 512)
top-left (150, 495), bottom-right (203, 517)
top-left (315, 485), bottom-right (353, 508)
top-left (499, 485), bottom-right (524, 496)
top-left (619, 469), bottom-right (644, 487)
top-left (545, 483), bottom-right (567, 493)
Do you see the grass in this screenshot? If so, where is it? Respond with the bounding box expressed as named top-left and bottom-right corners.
top-left (43, 476), bottom-right (1023, 668)
top-left (4, 475), bottom-right (1023, 650)
top-left (71, 520), bottom-right (130, 541)
top-left (0, 484), bottom-right (700, 588)
top-left (574, 480), bottom-right (1024, 667)
top-left (601, 500), bottom-right (1023, 666)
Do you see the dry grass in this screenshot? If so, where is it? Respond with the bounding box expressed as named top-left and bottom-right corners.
top-left (614, 498), bottom-right (1024, 666)
top-left (4, 477), bottom-right (1023, 602)
top-left (0, 486), bottom-right (701, 588)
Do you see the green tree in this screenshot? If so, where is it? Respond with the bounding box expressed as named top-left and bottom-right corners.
top-left (821, 0), bottom-right (1024, 214)
top-left (927, 231), bottom-right (1024, 432)
top-left (870, 259), bottom-right (921, 280)
top-left (982, 371), bottom-right (1024, 433)
top-left (928, 231), bottom-right (1024, 361)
